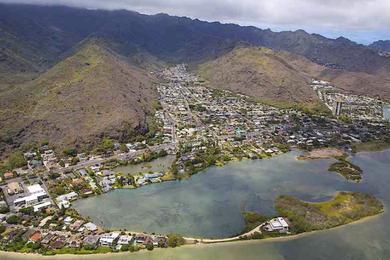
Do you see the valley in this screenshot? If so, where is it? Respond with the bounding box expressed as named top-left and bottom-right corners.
top-left (0, 64), bottom-right (389, 256)
top-left (0, 3), bottom-right (390, 259)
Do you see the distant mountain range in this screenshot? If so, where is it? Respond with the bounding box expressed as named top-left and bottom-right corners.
top-left (369, 40), bottom-right (390, 52)
top-left (0, 3), bottom-right (389, 155)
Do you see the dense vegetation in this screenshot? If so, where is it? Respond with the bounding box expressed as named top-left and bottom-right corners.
top-left (275, 192), bottom-right (383, 233)
top-left (328, 157), bottom-right (363, 182)
top-left (167, 234), bottom-right (185, 248)
top-left (242, 211), bottom-right (268, 232)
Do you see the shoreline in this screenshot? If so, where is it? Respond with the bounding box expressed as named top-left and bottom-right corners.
top-left (0, 210), bottom-right (383, 259)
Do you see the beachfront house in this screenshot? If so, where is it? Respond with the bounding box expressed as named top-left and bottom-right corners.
top-left (264, 217), bottom-right (289, 233)
top-left (100, 232), bottom-right (120, 246)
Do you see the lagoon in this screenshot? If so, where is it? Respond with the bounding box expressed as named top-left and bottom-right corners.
top-left (74, 151), bottom-right (359, 238)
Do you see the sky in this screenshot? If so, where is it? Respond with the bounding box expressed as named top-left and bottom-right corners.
top-left (1, 0), bottom-right (389, 44)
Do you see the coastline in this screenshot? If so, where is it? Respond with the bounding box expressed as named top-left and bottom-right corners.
top-left (0, 210), bottom-right (383, 259)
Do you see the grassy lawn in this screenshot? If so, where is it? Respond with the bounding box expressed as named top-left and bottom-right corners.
top-left (275, 192), bottom-right (383, 233)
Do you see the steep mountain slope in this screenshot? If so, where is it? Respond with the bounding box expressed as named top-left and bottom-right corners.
top-left (260, 31), bottom-right (389, 73)
top-left (1, 4), bottom-right (389, 74)
top-left (0, 28), bottom-right (43, 90)
top-left (0, 41), bottom-right (157, 154)
top-left (369, 40), bottom-right (390, 52)
top-left (318, 68), bottom-right (390, 99)
top-left (198, 47), bottom-right (323, 104)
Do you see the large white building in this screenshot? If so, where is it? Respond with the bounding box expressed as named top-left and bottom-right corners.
top-left (264, 217), bottom-right (289, 233)
top-left (13, 184), bottom-right (49, 209)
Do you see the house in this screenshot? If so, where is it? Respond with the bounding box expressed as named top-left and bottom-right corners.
top-left (78, 169), bottom-right (88, 176)
top-left (117, 235), bottom-right (133, 245)
top-left (56, 192), bottom-right (78, 209)
top-left (72, 178), bottom-right (84, 186)
top-left (64, 216), bottom-right (74, 225)
top-left (22, 229), bottom-right (36, 241)
top-left (27, 184), bottom-right (45, 194)
top-left (33, 201), bottom-right (52, 212)
top-left (90, 164), bottom-right (101, 173)
top-left (41, 233), bottom-right (55, 245)
top-left (134, 234), bottom-right (152, 245)
top-left (7, 182), bottom-right (23, 195)
top-left (4, 172), bottom-right (14, 180)
top-left (28, 160), bottom-right (43, 169)
top-left (70, 220), bottom-right (84, 231)
top-left (68, 235), bottom-right (82, 248)
top-left (152, 236), bottom-right (168, 247)
top-left (29, 231), bottom-right (42, 243)
top-left (84, 222), bottom-right (98, 232)
top-left (100, 232), bottom-right (120, 246)
top-left (50, 236), bottom-right (66, 249)
top-left (83, 235), bottom-right (100, 248)
top-left (38, 216), bottom-right (53, 228)
top-left (264, 217), bottom-right (289, 233)
top-left (14, 192), bottom-right (48, 207)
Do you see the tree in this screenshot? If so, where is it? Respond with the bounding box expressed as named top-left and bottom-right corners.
top-left (6, 215), bottom-right (20, 224)
top-left (0, 206), bottom-right (9, 214)
top-left (120, 144), bottom-right (128, 152)
top-left (100, 138), bottom-right (114, 151)
top-left (167, 234), bottom-right (185, 248)
top-left (32, 241), bottom-right (41, 250)
top-left (0, 224), bottom-right (6, 234)
top-left (70, 157), bottom-right (79, 166)
top-left (8, 151), bottom-right (27, 169)
top-left (63, 148), bottom-right (78, 157)
top-left (59, 160), bottom-right (65, 167)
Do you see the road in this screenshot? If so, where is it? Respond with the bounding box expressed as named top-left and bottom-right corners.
top-left (183, 224), bottom-right (264, 244)
top-left (58, 143), bottom-right (175, 173)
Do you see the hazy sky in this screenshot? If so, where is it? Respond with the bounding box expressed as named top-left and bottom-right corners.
top-left (1, 0), bottom-right (389, 44)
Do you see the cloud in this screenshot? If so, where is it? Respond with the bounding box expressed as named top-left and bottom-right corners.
top-left (1, 0), bottom-right (389, 43)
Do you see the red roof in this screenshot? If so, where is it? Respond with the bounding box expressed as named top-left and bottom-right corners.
top-left (30, 231), bottom-right (42, 242)
top-left (4, 172), bottom-right (13, 179)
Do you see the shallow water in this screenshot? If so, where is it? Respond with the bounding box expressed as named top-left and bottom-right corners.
top-left (384, 104), bottom-right (390, 120)
top-left (74, 151), bottom-right (359, 238)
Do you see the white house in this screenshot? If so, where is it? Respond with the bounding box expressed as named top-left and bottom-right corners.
top-left (84, 222), bottom-right (98, 232)
top-left (100, 232), bottom-right (120, 246)
top-left (265, 217), bottom-right (289, 233)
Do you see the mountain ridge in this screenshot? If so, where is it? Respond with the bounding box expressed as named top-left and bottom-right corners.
top-left (0, 40), bottom-right (158, 155)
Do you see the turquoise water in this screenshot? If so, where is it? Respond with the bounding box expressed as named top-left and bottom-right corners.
top-left (5, 149), bottom-right (390, 259)
top-left (74, 151), bottom-right (358, 238)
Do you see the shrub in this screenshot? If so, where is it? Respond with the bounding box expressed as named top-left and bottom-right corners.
top-left (146, 243), bottom-right (154, 251)
top-left (167, 234), bottom-right (185, 248)
top-left (63, 148), bottom-right (78, 157)
top-left (120, 244), bottom-right (129, 251)
top-left (19, 206), bottom-right (34, 215)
